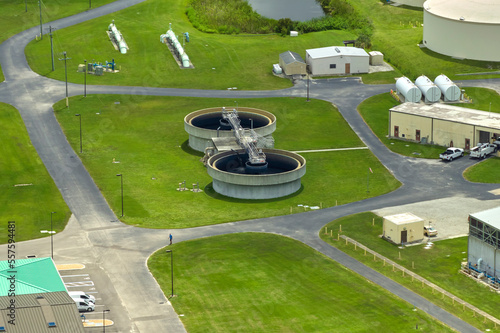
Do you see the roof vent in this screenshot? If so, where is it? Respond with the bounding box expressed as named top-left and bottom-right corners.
top-left (335, 47), bottom-right (341, 53)
top-left (460, 16), bottom-right (465, 21)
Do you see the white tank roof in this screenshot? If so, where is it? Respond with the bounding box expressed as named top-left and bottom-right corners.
top-left (424, 0), bottom-right (500, 24)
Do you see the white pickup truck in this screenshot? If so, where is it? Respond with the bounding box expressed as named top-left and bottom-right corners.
top-left (439, 147), bottom-right (464, 161)
top-left (470, 143), bottom-right (498, 159)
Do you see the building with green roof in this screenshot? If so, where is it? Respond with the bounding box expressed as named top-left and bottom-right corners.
top-left (0, 258), bottom-right (84, 332)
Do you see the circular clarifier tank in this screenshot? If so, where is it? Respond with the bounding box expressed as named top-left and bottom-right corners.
top-left (207, 149), bottom-right (306, 200)
top-left (184, 107), bottom-right (276, 152)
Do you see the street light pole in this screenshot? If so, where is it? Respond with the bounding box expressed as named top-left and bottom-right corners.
top-left (84, 59), bottom-right (87, 97)
top-left (165, 250), bottom-right (174, 297)
top-left (38, 0), bottom-right (43, 40)
top-left (116, 174), bottom-right (123, 217)
top-left (102, 309), bottom-right (109, 333)
top-left (50, 211), bottom-right (56, 259)
top-left (75, 114), bottom-right (82, 153)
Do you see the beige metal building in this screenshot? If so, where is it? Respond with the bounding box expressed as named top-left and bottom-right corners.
top-left (305, 46), bottom-right (369, 76)
top-left (423, 0), bottom-right (500, 62)
top-left (383, 213), bottom-right (424, 245)
top-left (278, 51), bottom-right (306, 76)
top-left (389, 103), bottom-right (500, 149)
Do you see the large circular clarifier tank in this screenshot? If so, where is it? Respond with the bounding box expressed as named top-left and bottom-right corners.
top-left (184, 107), bottom-right (276, 152)
top-left (207, 149), bottom-right (306, 199)
top-left (396, 77), bottom-right (422, 103)
top-left (434, 74), bottom-right (460, 102)
top-left (415, 75), bottom-right (441, 103)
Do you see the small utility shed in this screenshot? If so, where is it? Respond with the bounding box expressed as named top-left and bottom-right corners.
top-left (305, 46), bottom-right (369, 76)
top-left (389, 103), bottom-right (500, 148)
top-left (468, 206), bottom-right (500, 279)
top-left (278, 51), bottom-right (306, 75)
top-left (383, 213), bottom-right (424, 245)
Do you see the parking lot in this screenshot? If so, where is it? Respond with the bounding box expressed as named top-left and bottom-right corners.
top-left (58, 264), bottom-right (115, 332)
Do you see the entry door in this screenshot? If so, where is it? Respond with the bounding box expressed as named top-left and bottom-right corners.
top-left (465, 138), bottom-right (470, 150)
top-left (394, 126), bottom-right (399, 138)
top-left (401, 230), bottom-right (407, 244)
top-left (416, 129), bottom-right (421, 142)
top-left (345, 63), bottom-right (350, 74)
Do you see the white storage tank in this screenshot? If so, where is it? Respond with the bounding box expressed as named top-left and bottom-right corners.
top-left (396, 77), bottom-right (422, 103)
top-left (415, 75), bottom-right (441, 103)
top-left (434, 74), bottom-right (460, 102)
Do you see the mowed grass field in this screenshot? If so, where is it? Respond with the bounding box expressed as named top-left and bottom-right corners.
top-left (0, 0), bottom-right (116, 82)
top-left (0, 103), bottom-right (70, 244)
top-left (54, 95), bottom-right (400, 228)
top-left (148, 233), bottom-right (454, 332)
top-left (320, 212), bottom-right (500, 331)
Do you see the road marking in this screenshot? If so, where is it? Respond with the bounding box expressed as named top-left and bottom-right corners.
top-left (57, 263), bottom-right (85, 270)
top-left (61, 274), bottom-right (89, 278)
top-left (488, 188), bottom-right (500, 195)
top-left (65, 281), bottom-right (94, 287)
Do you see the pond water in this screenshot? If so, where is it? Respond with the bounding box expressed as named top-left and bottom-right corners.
top-left (246, 0), bottom-right (325, 22)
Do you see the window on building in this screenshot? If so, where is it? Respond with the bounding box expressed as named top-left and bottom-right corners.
top-left (330, 64), bottom-right (336, 69)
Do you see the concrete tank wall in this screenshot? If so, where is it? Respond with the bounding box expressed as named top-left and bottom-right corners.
top-left (207, 149), bottom-right (306, 199)
top-left (185, 107), bottom-right (277, 152)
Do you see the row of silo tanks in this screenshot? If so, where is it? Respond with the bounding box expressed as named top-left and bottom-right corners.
top-left (396, 74), bottom-right (461, 103)
top-left (160, 23), bottom-right (190, 68)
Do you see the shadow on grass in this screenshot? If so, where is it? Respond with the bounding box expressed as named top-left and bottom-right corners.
top-left (181, 140), bottom-right (204, 157)
top-left (204, 182), bottom-right (304, 203)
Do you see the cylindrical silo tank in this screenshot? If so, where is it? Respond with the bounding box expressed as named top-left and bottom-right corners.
top-left (434, 74), bottom-right (460, 102)
top-left (396, 77), bottom-right (422, 103)
top-left (415, 75), bottom-right (441, 103)
top-left (181, 53), bottom-right (190, 68)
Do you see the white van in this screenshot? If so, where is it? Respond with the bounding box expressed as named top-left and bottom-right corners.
top-left (69, 291), bottom-right (95, 303)
top-left (74, 299), bottom-right (95, 312)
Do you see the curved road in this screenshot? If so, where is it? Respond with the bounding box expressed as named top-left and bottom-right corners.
top-left (2, 1), bottom-right (499, 332)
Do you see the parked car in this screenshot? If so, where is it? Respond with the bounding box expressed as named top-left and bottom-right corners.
top-left (470, 143), bottom-right (497, 159)
top-left (439, 147), bottom-right (464, 161)
top-left (74, 298), bottom-right (95, 312)
top-left (424, 225), bottom-right (438, 237)
top-left (69, 291), bottom-right (95, 303)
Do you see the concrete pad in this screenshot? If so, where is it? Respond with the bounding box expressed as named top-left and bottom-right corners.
top-left (373, 197), bottom-right (500, 241)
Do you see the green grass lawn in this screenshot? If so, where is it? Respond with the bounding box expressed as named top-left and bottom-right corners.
top-left (148, 233), bottom-right (454, 332)
top-left (54, 95), bottom-right (400, 228)
top-left (320, 212), bottom-right (500, 331)
top-left (464, 157), bottom-right (500, 183)
top-left (351, 0), bottom-right (500, 81)
top-left (0, 0), bottom-right (116, 82)
top-left (0, 102), bottom-right (70, 244)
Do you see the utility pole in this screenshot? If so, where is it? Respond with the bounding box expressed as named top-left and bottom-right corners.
top-left (49, 26), bottom-right (56, 71)
top-left (39, 0), bottom-right (43, 40)
top-left (59, 52), bottom-right (71, 107)
top-left (25, 0), bottom-right (27, 12)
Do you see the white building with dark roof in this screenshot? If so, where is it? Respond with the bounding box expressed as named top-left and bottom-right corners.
top-left (305, 46), bottom-right (369, 76)
top-left (423, 0), bottom-right (500, 61)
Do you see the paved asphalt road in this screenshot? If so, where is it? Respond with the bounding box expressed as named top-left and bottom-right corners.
top-left (2, 1), bottom-right (500, 332)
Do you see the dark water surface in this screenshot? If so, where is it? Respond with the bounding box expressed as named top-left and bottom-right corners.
top-left (246, 0), bottom-right (324, 21)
